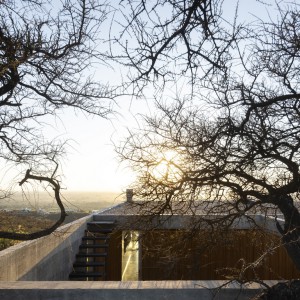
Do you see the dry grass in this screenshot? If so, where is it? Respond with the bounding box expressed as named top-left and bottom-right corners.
top-left (0, 210), bottom-right (88, 250)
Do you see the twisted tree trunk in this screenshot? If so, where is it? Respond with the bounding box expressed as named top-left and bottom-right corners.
top-left (0, 169), bottom-right (67, 240)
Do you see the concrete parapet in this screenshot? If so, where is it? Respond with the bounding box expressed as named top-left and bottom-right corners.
top-left (0, 215), bottom-right (92, 281)
top-left (0, 280), bottom-right (268, 300)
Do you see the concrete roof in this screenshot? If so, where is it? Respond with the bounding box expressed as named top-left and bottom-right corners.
top-left (94, 200), bottom-right (288, 232)
top-left (98, 200), bottom-right (288, 217)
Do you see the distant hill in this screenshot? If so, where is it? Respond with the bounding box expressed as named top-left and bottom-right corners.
top-left (0, 191), bottom-right (124, 213)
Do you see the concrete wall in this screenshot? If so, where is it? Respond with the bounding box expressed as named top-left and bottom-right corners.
top-left (0, 280), bottom-right (268, 300)
top-left (0, 212), bottom-right (281, 281)
top-left (0, 215), bottom-right (92, 281)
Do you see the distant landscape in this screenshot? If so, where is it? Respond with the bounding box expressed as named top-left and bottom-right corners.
top-left (0, 191), bottom-right (125, 249)
top-left (0, 191), bottom-right (124, 213)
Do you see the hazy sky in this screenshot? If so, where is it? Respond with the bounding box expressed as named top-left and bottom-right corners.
top-left (42, 0), bottom-right (278, 193)
top-left (54, 96), bottom-right (151, 192)
top-left (0, 0), bottom-right (280, 194)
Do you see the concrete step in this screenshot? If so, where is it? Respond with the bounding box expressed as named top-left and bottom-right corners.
top-left (73, 261), bottom-right (105, 267)
top-left (79, 244), bottom-right (109, 249)
top-left (69, 272), bottom-right (105, 278)
top-left (82, 235), bottom-right (110, 241)
top-left (76, 253), bottom-right (107, 258)
top-left (86, 228), bottom-right (113, 233)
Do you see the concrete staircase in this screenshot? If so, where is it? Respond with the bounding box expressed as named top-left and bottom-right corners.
top-left (69, 220), bottom-right (116, 281)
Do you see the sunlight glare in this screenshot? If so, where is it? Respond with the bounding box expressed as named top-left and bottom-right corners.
top-left (150, 150), bottom-right (182, 182)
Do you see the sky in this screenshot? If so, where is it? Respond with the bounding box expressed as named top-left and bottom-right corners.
top-left (0, 0), bottom-right (282, 194)
top-left (37, 0), bottom-right (278, 193)
top-left (56, 0), bottom-right (278, 193)
top-left (53, 96), bottom-right (151, 192)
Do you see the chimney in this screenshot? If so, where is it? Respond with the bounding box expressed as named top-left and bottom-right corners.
top-left (126, 189), bottom-right (133, 202)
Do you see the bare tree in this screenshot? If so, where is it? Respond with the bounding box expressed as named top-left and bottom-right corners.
top-left (110, 0), bottom-right (236, 93)
top-left (113, 0), bottom-right (300, 282)
top-left (0, 0), bottom-right (115, 240)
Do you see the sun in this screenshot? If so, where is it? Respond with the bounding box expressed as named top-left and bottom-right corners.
top-left (150, 150), bottom-right (182, 182)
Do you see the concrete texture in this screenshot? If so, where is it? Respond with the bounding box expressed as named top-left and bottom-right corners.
top-left (0, 215), bottom-right (92, 281)
top-left (0, 280), bottom-right (267, 300)
top-left (0, 202), bottom-right (285, 300)
top-left (94, 212), bottom-right (283, 236)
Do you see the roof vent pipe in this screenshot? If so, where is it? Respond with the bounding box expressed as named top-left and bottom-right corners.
top-left (126, 189), bottom-right (133, 202)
